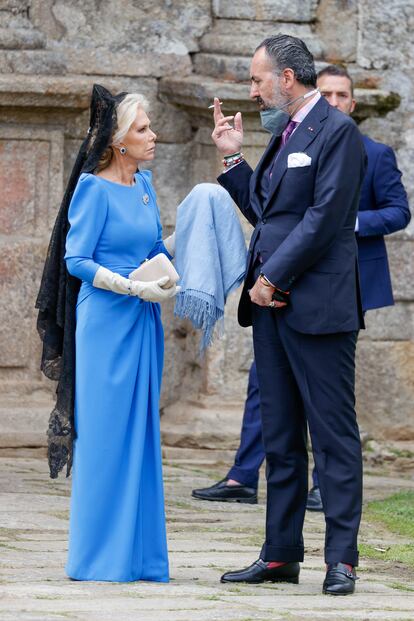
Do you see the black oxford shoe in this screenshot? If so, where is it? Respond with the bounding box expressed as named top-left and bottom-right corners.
top-left (323, 562), bottom-right (358, 595)
top-left (220, 559), bottom-right (300, 584)
top-left (306, 486), bottom-right (323, 512)
top-left (192, 478), bottom-right (257, 504)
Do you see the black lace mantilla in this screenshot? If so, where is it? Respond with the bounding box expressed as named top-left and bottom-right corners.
top-left (35, 85), bottom-right (127, 478)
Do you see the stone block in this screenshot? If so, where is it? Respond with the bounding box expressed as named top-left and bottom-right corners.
top-left (199, 20), bottom-right (324, 58)
top-left (63, 138), bottom-right (82, 187)
top-left (388, 141), bottom-right (414, 234)
top-left (144, 143), bottom-right (193, 227)
top-left (360, 302), bottom-right (414, 342)
top-left (0, 0), bottom-right (30, 10)
top-left (0, 27), bottom-right (45, 50)
top-left (0, 402), bottom-right (52, 447)
top-left (358, 0), bottom-right (414, 71)
top-left (60, 46), bottom-right (192, 79)
top-left (352, 89), bottom-right (401, 123)
top-left (0, 49), bottom-right (68, 75)
top-left (356, 340), bottom-right (414, 439)
top-left (30, 0), bottom-right (211, 55)
top-left (29, 0), bottom-right (66, 40)
top-left (0, 76), bottom-right (191, 144)
top-left (0, 139), bottom-right (49, 236)
top-left (190, 143), bottom-right (222, 187)
top-left (316, 0), bottom-right (358, 62)
top-left (0, 239), bottom-right (46, 369)
top-left (0, 126), bottom-right (64, 230)
top-left (149, 100), bottom-right (192, 145)
top-left (161, 79), bottom-right (401, 136)
top-left (0, 74), bottom-right (157, 109)
top-left (386, 238), bottom-right (414, 300)
top-left (193, 53), bottom-right (251, 82)
top-left (194, 54), bottom-right (331, 83)
top-left (161, 398), bottom-right (245, 449)
top-left (46, 0), bottom-right (211, 54)
top-left (202, 288), bottom-right (254, 402)
top-left (160, 75), bottom-right (263, 116)
top-left (0, 125), bottom-right (63, 389)
top-left (159, 301), bottom-right (195, 410)
top-left (212, 0), bottom-right (318, 22)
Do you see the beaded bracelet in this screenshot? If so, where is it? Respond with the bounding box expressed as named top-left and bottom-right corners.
top-left (223, 152), bottom-right (244, 168)
top-left (223, 151), bottom-right (242, 160)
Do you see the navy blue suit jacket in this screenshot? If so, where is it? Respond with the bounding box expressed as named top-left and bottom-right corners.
top-left (218, 96), bottom-right (366, 334)
top-left (357, 135), bottom-right (410, 311)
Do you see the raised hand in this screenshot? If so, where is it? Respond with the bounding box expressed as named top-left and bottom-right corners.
top-left (211, 97), bottom-right (243, 155)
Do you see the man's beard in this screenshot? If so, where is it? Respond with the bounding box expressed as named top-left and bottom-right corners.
top-left (255, 96), bottom-right (266, 110)
top-left (256, 93), bottom-right (287, 111)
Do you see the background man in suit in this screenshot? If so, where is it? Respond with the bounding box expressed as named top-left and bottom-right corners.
top-left (192, 65), bottom-right (411, 512)
top-left (210, 35), bottom-right (366, 595)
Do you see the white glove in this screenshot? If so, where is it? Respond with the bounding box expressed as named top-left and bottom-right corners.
top-left (93, 266), bottom-right (179, 303)
top-left (163, 232), bottom-right (176, 257)
top-left (135, 276), bottom-right (180, 302)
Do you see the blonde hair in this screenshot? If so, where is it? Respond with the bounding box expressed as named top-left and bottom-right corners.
top-left (97, 93), bottom-right (150, 172)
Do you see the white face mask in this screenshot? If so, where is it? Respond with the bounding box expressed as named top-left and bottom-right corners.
top-left (260, 88), bottom-right (319, 135)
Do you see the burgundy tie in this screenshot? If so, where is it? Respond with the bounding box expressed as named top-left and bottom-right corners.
top-left (269, 120), bottom-right (299, 179)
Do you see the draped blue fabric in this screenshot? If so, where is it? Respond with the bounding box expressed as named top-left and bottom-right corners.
top-left (174, 183), bottom-right (247, 349)
top-left (64, 171), bottom-right (169, 582)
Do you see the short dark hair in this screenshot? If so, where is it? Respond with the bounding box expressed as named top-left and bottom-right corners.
top-left (317, 64), bottom-right (354, 96)
top-left (257, 34), bottom-right (317, 88)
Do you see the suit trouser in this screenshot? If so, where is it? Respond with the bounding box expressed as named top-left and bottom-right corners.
top-left (252, 304), bottom-right (362, 566)
top-left (226, 361), bottom-right (320, 489)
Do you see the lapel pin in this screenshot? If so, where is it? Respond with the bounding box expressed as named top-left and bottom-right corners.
top-left (308, 126), bottom-right (314, 132)
top-left (142, 193), bottom-right (150, 205)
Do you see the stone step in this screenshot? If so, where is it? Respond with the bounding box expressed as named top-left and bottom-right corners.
top-left (161, 398), bottom-right (245, 450)
top-left (193, 53), bottom-right (331, 82)
top-left (212, 0), bottom-right (318, 23)
top-left (162, 445), bottom-right (236, 465)
top-left (160, 74), bottom-right (401, 122)
top-left (0, 403), bottom-right (52, 448)
top-left (0, 46), bottom-right (192, 79)
top-left (199, 20), bottom-right (324, 58)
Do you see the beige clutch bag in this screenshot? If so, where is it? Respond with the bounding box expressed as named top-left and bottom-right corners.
top-left (128, 253), bottom-right (180, 287)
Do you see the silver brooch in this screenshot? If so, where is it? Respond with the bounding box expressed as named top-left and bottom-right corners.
top-left (142, 193), bottom-right (150, 205)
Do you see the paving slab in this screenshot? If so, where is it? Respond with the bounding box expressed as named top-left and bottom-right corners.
top-left (0, 450), bottom-right (413, 621)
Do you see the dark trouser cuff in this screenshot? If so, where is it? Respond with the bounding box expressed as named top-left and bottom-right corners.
top-left (226, 466), bottom-right (259, 489)
top-left (325, 547), bottom-right (359, 567)
top-left (261, 543), bottom-right (304, 563)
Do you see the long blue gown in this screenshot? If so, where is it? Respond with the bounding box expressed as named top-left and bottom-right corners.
top-left (64, 170), bottom-right (170, 582)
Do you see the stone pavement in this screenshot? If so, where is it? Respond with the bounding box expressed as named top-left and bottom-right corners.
top-left (1, 447), bottom-right (413, 621)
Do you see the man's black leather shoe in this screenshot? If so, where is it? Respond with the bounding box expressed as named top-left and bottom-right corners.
top-left (306, 486), bottom-right (323, 512)
top-left (192, 478), bottom-right (257, 504)
top-left (220, 559), bottom-right (300, 584)
top-left (323, 563), bottom-right (358, 595)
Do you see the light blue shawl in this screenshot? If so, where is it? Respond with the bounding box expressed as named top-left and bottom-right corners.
top-left (174, 183), bottom-right (247, 350)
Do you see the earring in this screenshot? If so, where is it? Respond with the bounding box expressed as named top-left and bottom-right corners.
top-left (120, 146), bottom-right (127, 155)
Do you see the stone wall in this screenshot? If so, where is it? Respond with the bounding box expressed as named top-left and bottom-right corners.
top-left (0, 0), bottom-right (412, 448)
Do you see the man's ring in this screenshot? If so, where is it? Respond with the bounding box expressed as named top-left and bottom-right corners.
top-left (268, 301), bottom-right (276, 308)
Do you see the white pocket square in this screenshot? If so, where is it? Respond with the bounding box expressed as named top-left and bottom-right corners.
top-left (287, 152), bottom-right (312, 168)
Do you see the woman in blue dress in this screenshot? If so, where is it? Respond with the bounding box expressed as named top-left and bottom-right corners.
top-left (37, 85), bottom-right (177, 582)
